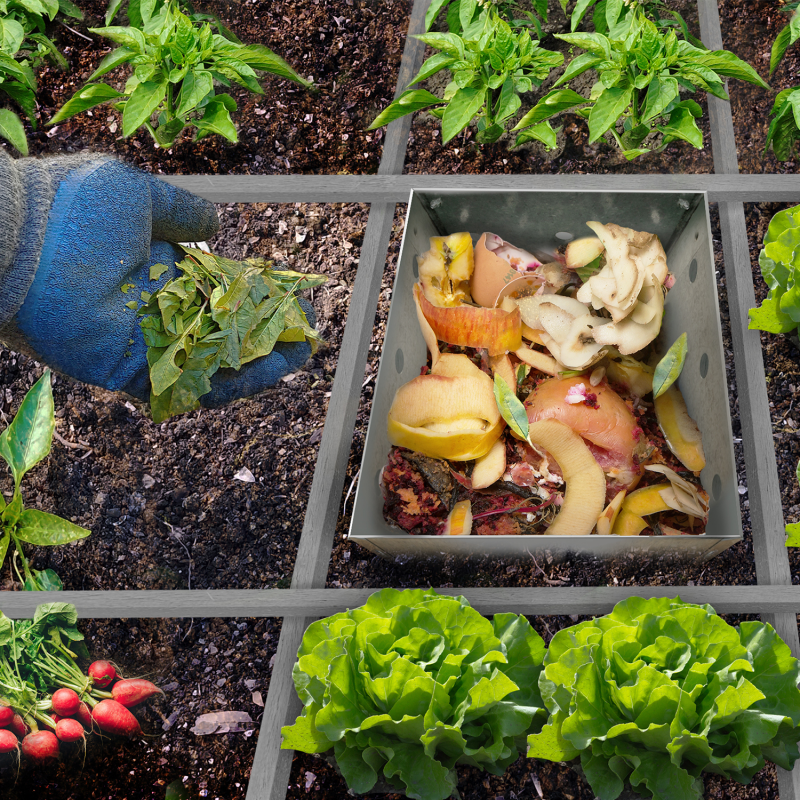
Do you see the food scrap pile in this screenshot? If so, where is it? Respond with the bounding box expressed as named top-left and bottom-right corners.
top-left (382, 223), bottom-right (709, 538)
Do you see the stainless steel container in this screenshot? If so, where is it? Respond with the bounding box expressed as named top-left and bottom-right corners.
top-left (348, 189), bottom-right (741, 561)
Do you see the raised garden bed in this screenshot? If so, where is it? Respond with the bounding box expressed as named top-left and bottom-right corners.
top-left (2, 0), bottom-right (800, 798)
top-left (743, 201), bottom-right (800, 581)
top-left (0, 201), bottom-right (380, 591)
top-left (4, 0), bottom-right (411, 174)
top-left (719, 0), bottom-right (800, 174)
top-left (0, 615), bottom-right (278, 800)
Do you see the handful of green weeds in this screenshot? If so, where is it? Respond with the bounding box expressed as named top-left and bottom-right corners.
top-left (136, 247), bottom-right (326, 423)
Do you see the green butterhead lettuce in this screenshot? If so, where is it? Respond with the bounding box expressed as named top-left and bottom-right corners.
top-left (528, 597), bottom-right (800, 800)
top-left (749, 204), bottom-right (800, 335)
top-left (282, 588), bottom-right (547, 800)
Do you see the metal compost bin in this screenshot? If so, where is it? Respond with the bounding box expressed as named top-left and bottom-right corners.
top-left (348, 189), bottom-right (741, 562)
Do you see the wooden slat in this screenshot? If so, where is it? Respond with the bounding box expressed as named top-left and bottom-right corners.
top-left (696, 0), bottom-right (740, 175)
top-left (161, 173), bottom-right (800, 204)
top-left (4, 586), bottom-right (800, 618)
top-left (698, 0), bottom-right (800, 796)
top-left (718, 203), bottom-right (791, 586)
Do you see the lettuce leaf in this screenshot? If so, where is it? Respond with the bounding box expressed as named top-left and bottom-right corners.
top-left (282, 588), bottom-right (546, 800)
top-left (750, 204), bottom-right (800, 335)
top-left (528, 597), bottom-right (800, 800)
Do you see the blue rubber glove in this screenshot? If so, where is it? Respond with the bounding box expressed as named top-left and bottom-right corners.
top-left (0, 155), bottom-right (314, 408)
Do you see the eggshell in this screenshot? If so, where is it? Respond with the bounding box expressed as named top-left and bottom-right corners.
top-left (471, 233), bottom-right (522, 308)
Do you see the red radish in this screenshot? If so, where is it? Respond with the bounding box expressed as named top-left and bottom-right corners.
top-left (92, 700), bottom-right (141, 737)
top-left (21, 731), bottom-right (59, 762)
top-left (88, 660), bottom-right (117, 689)
top-left (49, 713), bottom-right (63, 725)
top-left (51, 688), bottom-right (80, 717)
top-left (112, 679), bottom-right (163, 708)
top-left (0, 706), bottom-right (13, 728)
top-left (9, 714), bottom-right (28, 739)
top-left (76, 702), bottom-right (93, 732)
top-left (0, 729), bottom-right (17, 753)
top-left (55, 718), bottom-right (84, 743)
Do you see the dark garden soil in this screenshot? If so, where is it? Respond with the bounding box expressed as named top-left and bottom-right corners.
top-left (284, 614), bottom-right (778, 800)
top-left (325, 202), bottom-right (759, 591)
top-left (0, 201), bottom-right (388, 591)
top-left (719, 0), bottom-right (800, 173)
top-left (0, 615), bottom-right (279, 800)
top-left (404, 0), bottom-right (716, 175)
top-left (0, 0), bottom-right (774, 176)
top-left (3, 0), bottom-right (411, 174)
top-left (743, 202), bottom-right (800, 582)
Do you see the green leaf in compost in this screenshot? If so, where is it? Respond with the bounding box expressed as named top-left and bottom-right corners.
top-left (575, 255), bottom-right (602, 283)
top-left (652, 333), bottom-right (688, 399)
top-left (15, 509), bottom-right (91, 546)
top-left (493, 375), bottom-right (529, 441)
top-left (0, 371), bottom-right (54, 489)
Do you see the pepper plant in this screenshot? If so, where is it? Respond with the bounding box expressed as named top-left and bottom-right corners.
top-left (369, 6), bottom-right (562, 145)
top-left (561, 0), bottom-right (703, 46)
top-left (513, 9), bottom-right (768, 158)
top-left (765, 2), bottom-right (800, 160)
top-left (0, 0), bottom-right (83, 155)
top-left (50, 0), bottom-right (313, 147)
top-left (425, 0), bottom-right (549, 36)
top-left (0, 26), bottom-right (36, 154)
top-left (0, 371), bottom-right (90, 592)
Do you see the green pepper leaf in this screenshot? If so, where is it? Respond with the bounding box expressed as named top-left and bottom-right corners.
top-left (49, 83), bottom-right (125, 125)
top-left (122, 77), bottom-right (168, 137)
top-left (15, 509), bottom-right (91, 546)
top-left (513, 88), bottom-right (585, 130)
top-left (0, 109), bottom-right (27, 156)
top-left (0, 371), bottom-right (53, 488)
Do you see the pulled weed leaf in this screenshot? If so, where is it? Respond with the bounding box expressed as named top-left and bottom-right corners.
top-left (137, 247), bottom-right (326, 422)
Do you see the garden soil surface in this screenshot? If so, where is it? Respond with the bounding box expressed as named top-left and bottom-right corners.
top-left (719, 0), bottom-right (800, 173)
top-left (0, 616), bottom-right (279, 800)
top-left (5, 0), bottom-right (411, 174)
top-left (0, 0), bottom-right (778, 175)
top-left (0, 200), bottom-right (388, 591)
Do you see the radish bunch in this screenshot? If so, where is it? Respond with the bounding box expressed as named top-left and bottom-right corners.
top-left (0, 666), bottom-right (163, 763)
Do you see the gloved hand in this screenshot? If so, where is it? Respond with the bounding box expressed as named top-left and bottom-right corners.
top-left (0, 153), bottom-right (315, 408)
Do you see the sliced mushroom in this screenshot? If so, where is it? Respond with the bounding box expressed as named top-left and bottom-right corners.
top-left (537, 302), bottom-right (576, 343)
top-left (586, 221), bottom-right (646, 313)
top-left (516, 294), bottom-right (588, 330)
top-left (592, 273), bottom-right (664, 355)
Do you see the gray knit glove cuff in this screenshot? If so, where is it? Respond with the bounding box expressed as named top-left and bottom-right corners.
top-left (0, 149), bottom-right (110, 331)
